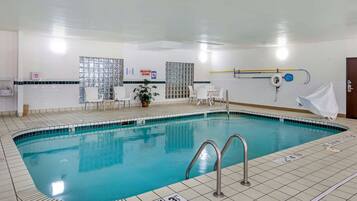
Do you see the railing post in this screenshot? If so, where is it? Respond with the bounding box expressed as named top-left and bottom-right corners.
top-left (214, 134), bottom-right (251, 186)
top-left (185, 140), bottom-right (224, 197)
top-left (240, 135), bottom-right (250, 186)
top-left (226, 90), bottom-right (229, 118)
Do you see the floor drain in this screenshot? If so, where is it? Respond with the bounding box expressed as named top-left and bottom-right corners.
top-left (155, 193), bottom-right (187, 201)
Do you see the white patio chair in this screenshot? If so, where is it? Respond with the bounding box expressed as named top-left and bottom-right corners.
top-left (114, 86), bottom-right (131, 108)
top-left (196, 87), bottom-right (209, 106)
top-left (84, 87), bottom-right (103, 110)
top-left (188, 85), bottom-right (197, 103)
top-left (213, 88), bottom-right (225, 104)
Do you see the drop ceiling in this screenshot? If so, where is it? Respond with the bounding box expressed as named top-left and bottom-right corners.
top-left (1, 0), bottom-right (357, 48)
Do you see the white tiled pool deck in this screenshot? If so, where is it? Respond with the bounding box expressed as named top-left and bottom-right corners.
top-left (1, 104), bottom-right (357, 201)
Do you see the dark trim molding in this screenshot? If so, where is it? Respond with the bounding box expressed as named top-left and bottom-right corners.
top-left (14, 81), bottom-right (80, 85)
top-left (193, 81), bottom-right (211, 84)
top-left (229, 101), bottom-right (346, 118)
top-left (123, 81), bottom-right (166, 84)
top-left (123, 81), bottom-right (211, 84)
top-left (13, 80), bottom-right (211, 85)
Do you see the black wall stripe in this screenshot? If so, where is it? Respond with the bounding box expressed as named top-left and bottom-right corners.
top-left (123, 81), bottom-right (166, 84)
top-left (193, 81), bottom-right (211, 84)
top-left (14, 80), bottom-right (211, 85)
top-left (14, 81), bottom-right (80, 85)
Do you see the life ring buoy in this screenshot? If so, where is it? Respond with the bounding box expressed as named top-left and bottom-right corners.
top-left (271, 73), bottom-right (283, 87)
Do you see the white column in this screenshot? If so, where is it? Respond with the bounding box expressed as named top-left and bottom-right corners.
top-left (16, 31), bottom-right (24, 117)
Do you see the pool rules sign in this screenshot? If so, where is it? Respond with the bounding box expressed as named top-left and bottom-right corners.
top-left (155, 194), bottom-right (187, 201)
top-left (140, 69), bottom-right (157, 80)
top-left (151, 70), bottom-right (157, 80)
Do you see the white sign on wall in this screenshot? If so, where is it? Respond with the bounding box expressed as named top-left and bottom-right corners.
top-left (31, 72), bottom-right (41, 80)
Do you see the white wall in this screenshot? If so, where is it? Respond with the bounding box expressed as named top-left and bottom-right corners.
top-left (18, 32), bottom-right (210, 111)
top-left (1, 30), bottom-right (352, 115)
top-left (210, 39), bottom-right (356, 114)
top-left (0, 31), bottom-right (17, 112)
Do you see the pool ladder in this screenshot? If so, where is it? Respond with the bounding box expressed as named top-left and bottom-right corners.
top-left (214, 134), bottom-right (251, 186)
top-left (185, 134), bottom-right (250, 198)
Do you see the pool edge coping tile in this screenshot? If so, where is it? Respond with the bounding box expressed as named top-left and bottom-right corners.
top-left (1, 107), bottom-right (356, 201)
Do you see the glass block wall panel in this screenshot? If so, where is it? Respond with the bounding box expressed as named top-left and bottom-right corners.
top-left (79, 56), bottom-right (124, 103)
top-left (165, 62), bottom-right (194, 99)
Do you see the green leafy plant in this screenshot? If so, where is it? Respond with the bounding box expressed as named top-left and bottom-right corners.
top-left (133, 79), bottom-right (160, 107)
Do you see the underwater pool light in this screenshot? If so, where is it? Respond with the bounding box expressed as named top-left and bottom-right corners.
top-left (51, 180), bottom-right (64, 196)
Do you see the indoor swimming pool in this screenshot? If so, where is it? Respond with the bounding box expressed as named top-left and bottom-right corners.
top-left (14, 112), bottom-right (345, 201)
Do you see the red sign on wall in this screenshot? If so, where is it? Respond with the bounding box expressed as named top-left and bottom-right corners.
top-left (140, 69), bottom-right (151, 76)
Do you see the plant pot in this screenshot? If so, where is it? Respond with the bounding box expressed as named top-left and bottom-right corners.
top-left (141, 101), bottom-right (149, 107)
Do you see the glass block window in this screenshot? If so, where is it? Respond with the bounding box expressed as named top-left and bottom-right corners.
top-left (165, 62), bottom-right (194, 99)
top-left (79, 56), bottom-right (124, 103)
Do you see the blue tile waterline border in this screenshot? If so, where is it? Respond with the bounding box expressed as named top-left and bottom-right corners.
top-left (13, 80), bottom-right (211, 85)
top-left (12, 110), bottom-right (348, 142)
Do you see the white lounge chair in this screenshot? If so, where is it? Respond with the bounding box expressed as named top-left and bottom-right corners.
top-left (84, 87), bottom-right (103, 110)
top-left (188, 85), bottom-right (196, 103)
top-left (196, 87), bottom-right (209, 106)
top-left (213, 88), bottom-right (225, 104)
top-left (114, 86), bottom-right (131, 108)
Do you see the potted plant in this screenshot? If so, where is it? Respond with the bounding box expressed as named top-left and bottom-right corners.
top-left (133, 79), bottom-right (160, 107)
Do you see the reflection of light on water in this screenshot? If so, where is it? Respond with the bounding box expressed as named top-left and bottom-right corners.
top-left (198, 148), bottom-right (209, 174)
top-left (51, 180), bottom-right (64, 196)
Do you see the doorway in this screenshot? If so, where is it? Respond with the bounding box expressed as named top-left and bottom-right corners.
top-left (346, 58), bottom-right (357, 118)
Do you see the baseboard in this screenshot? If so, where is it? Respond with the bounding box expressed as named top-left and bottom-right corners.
top-left (0, 111), bottom-right (17, 117)
top-left (229, 101), bottom-right (346, 118)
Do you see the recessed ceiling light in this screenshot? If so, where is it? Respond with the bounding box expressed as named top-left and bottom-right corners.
top-left (276, 47), bottom-right (289, 61)
top-left (50, 38), bottom-right (67, 54)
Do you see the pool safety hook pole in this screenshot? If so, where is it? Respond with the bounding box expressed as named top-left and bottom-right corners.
top-left (274, 87), bottom-right (279, 102)
top-left (185, 140), bottom-right (224, 197)
top-left (217, 68), bottom-right (312, 85)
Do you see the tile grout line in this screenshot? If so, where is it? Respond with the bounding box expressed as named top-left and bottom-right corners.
top-left (312, 171), bottom-right (357, 201)
top-left (222, 134), bottom-right (357, 200)
top-left (1, 105), bottom-right (356, 201)
top-left (0, 136), bottom-right (18, 200)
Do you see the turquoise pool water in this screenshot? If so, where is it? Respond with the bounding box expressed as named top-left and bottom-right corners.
top-left (15, 113), bottom-right (342, 201)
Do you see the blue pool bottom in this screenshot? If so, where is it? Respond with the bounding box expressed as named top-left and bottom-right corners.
top-left (15, 113), bottom-right (343, 201)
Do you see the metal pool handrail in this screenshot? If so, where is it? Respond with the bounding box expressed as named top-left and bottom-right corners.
top-left (214, 134), bottom-right (251, 186)
top-left (185, 140), bottom-right (224, 197)
top-left (226, 90), bottom-right (230, 118)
